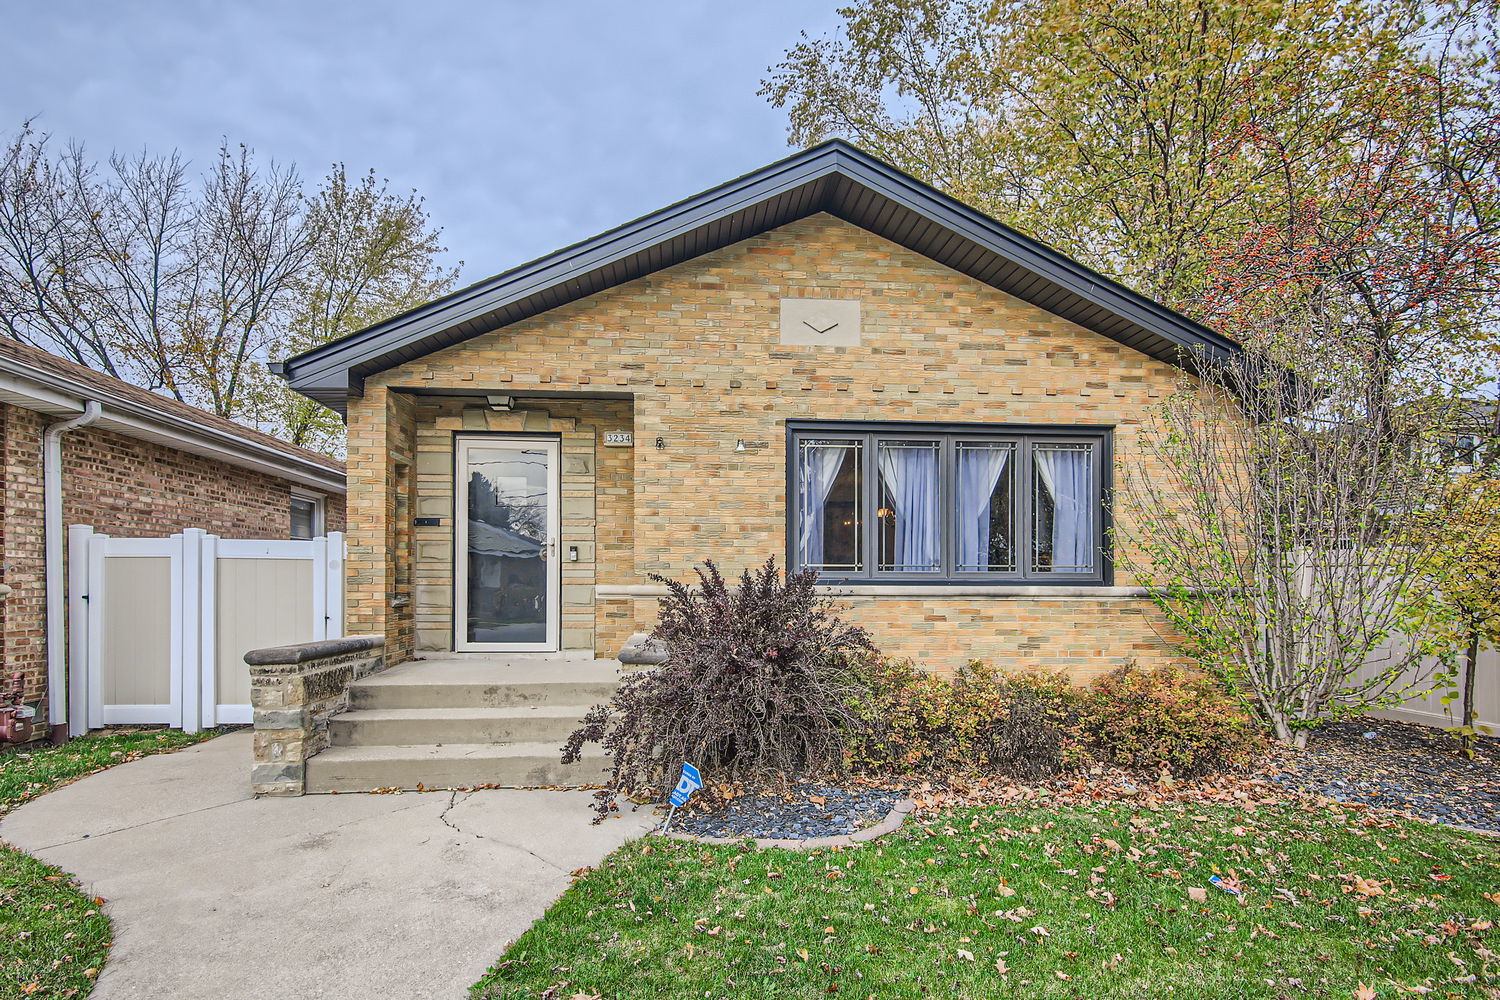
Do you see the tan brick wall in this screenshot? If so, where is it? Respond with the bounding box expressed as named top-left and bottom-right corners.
top-left (0, 401), bottom-right (348, 719)
top-left (345, 387), bottom-right (416, 663)
top-left (348, 214), bottom-right (1195, 676)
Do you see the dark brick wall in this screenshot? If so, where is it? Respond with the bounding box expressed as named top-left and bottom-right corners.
top-left (0, 401), bottom-right (346, 720)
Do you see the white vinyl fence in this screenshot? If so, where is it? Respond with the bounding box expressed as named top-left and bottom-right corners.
top-left (66, 526), bottom-right (344, 735)
top-left (1356, 635), bottom-right (1499, 733)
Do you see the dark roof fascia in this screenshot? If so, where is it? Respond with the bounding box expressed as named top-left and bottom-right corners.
top-left (281, 145), bottom-right (854, 404)
top-left (280, 140), bottom-right (1239, 409)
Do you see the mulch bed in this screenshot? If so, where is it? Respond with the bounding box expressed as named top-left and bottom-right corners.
top-left (670, 779), bottom-right (901, 840)
top-left (661, 719), bottom-right (1500, 840)
top-left (1265, 716), bottom-right (1500, 832)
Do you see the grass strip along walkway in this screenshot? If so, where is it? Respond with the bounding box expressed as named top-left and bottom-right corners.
top-left (1, 729), bottom-right (212, 998)
top-left (475, 801), bottom-right (1500, 1000)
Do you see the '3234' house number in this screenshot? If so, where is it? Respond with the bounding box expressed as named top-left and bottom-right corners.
top-left (603, 431), bottom-right (633, 447)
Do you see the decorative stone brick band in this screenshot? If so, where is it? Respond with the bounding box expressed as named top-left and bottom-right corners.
top-left (246, 635), bottom-right (385, 796)
top-left (664, 798), bottom-right (915, 851)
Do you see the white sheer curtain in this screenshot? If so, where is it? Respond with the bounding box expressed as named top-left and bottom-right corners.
top-left (877, 444), bottom-right (940, 571)
top-left (957, 447), bottom-right (1009, 570)
top-left (798, 444), bottom-right (848, 568)
top-left (1034, 447), bottom-right (1094, 572)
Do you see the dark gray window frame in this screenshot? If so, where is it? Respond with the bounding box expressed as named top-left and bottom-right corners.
top-left (785, 419), bottom-right (1114, 586)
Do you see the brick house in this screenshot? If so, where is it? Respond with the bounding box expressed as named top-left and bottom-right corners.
top-left (0, 337), bottom-right (346, 739)
top-left (261, 141), bottom-right (1245, 793)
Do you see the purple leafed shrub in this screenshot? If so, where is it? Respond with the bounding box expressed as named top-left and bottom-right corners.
top-left (562, 558), bottom-right (875, 821)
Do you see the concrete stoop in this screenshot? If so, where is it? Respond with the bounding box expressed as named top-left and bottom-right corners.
top-left (305, 655), bottom-right (617, 793)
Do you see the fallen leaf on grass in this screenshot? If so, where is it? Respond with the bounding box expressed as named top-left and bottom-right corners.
top-left (1354, 984), bottom-right (1377, 1000)
top-left (956, 949), bottom-right (975, 962)
top-left (1345, 876), bottom-right (1385, 897)
top-left (994, 958), bottom-right (1009, 976)
top-left (1188, 887), bottom-right (1209, 903)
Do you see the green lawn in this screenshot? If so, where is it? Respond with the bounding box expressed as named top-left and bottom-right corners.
top-left (1, 728), bottom-right (215, 998)
top-left (474, 802), bottom-right (1500, 1000)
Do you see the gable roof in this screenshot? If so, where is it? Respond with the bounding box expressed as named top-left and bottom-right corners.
top-left (0, 337), bottom-right (345, 493)
top-left (277, 140), bottom-right (1240, 414)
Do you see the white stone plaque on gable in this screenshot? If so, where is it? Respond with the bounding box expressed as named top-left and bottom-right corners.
top-left (779, 298), bottom-right (862, 347)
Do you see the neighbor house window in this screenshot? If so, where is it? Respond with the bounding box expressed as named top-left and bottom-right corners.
top-left (290, 492), bottom-right (324, 540)
top-left (789, 423), bottom-right (1109, 583)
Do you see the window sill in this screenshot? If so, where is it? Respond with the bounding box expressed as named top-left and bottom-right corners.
top-left (596, 584), bottom-right (1150, 599)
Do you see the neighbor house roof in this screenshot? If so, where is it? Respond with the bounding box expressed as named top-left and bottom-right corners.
top-left (0, 337), bottom-right (345, 494)
top-left (276, 140), bottom-right (1242, 414)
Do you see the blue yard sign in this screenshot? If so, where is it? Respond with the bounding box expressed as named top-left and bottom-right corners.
top-left (669, 763), bottom-right (702, 807)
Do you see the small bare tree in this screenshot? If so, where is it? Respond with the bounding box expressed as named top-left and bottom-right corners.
top-left (0, 124), bottom-right (311, 416)
top-left (1, 123), bottom-right (458, 455)
top-left (1118, 325), bottom-right (1476, 746)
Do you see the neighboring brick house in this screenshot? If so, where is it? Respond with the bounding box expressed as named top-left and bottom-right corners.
top-left (275, 141), bottom-right (1240, 682)
top-left (0, 337), bottom-right (346, 738)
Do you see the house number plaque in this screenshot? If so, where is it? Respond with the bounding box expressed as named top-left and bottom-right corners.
top-left (603, 431), bottom-right (634, 447)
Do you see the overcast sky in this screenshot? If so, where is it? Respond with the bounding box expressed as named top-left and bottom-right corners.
top-left (2, 1), bottom-right (845, 281)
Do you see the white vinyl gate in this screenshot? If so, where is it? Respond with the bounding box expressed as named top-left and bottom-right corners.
top-left (66, 525), bottom-right (344, 735)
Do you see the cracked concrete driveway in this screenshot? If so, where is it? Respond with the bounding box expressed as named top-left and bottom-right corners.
top-left (0, 731), bottom-right (655, 999)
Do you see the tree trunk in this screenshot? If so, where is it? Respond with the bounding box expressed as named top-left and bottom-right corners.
top-left (1461, 630), bottom-right (1480, 758)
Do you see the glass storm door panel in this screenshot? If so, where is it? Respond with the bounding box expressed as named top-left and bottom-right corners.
top-left (455, 436), bottom-right (561, 652)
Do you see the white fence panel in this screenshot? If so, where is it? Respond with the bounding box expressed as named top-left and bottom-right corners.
top-left (85, 534), bottom-right (183, 728)
top-left (1357, 634), bottom-right (1500, 733)
top-left (68, 526), bottom-right (345, 735)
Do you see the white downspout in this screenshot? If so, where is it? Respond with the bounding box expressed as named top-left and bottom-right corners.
top-left (45, 400), bottom-right (101, 742)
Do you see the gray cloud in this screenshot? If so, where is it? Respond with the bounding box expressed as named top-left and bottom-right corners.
top-left (2, 1), bottom-right (843, 279)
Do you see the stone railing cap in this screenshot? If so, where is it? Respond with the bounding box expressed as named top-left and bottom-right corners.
top-left (617, 632), bottom-right (668, 666)
top-left (244, 634), bottom-right (384, 666)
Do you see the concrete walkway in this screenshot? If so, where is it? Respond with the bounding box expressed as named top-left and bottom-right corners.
top-left (1, 732), bottom-right (655, 999)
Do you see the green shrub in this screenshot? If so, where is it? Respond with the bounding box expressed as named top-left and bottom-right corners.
top-left (1080, 662), bottom-right (1268, 776)
top-left (852, 658), bottom-right (1083, 779)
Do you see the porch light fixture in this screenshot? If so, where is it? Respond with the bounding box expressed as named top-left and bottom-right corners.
top-left (735, 439), bottom-right (746, 452)
top-left (486, 394), bottom-right (513, 411)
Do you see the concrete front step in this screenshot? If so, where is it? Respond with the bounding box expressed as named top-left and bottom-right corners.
top-left (304, 743), bottom-right (611, 793)
top-left (329, 705), bottom-right (593, 747)
top-left (309, 655), bottom-right (621, 792)
top-left (349, 656), bottom-right (620, 710)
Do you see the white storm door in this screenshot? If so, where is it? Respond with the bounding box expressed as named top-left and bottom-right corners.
top-left (454, 435), bottom-right (561, 652)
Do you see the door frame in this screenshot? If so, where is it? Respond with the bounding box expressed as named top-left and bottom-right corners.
top-left (453, 434), bottom-right (562, 653)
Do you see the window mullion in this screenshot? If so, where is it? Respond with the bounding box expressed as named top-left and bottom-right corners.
top-left (940, 436), bottom-right (955, 578)
top-left (1018, 436), bottom-right (1033, 582)
top-left (865, 432), bottom-right (878, 580)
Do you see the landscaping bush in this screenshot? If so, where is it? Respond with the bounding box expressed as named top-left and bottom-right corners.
top-left (1080, 662), bottom-right (1268, 776)
top-left (852, 658), bottom-right (1083, 779)
top-left (562, 559), bottom-right (874, 820)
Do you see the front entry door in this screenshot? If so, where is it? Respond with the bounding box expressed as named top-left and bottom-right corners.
top-left (455, 435), bottom-right (561, 652)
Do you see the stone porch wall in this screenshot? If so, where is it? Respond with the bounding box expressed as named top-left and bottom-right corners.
top-left (247, 635), bottom-right (385, 796)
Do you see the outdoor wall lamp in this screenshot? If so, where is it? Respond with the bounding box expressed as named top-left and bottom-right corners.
top-left (486, 394), bottom-right (513, 411)
top-left (735, 439), bottom-right (746, 452)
